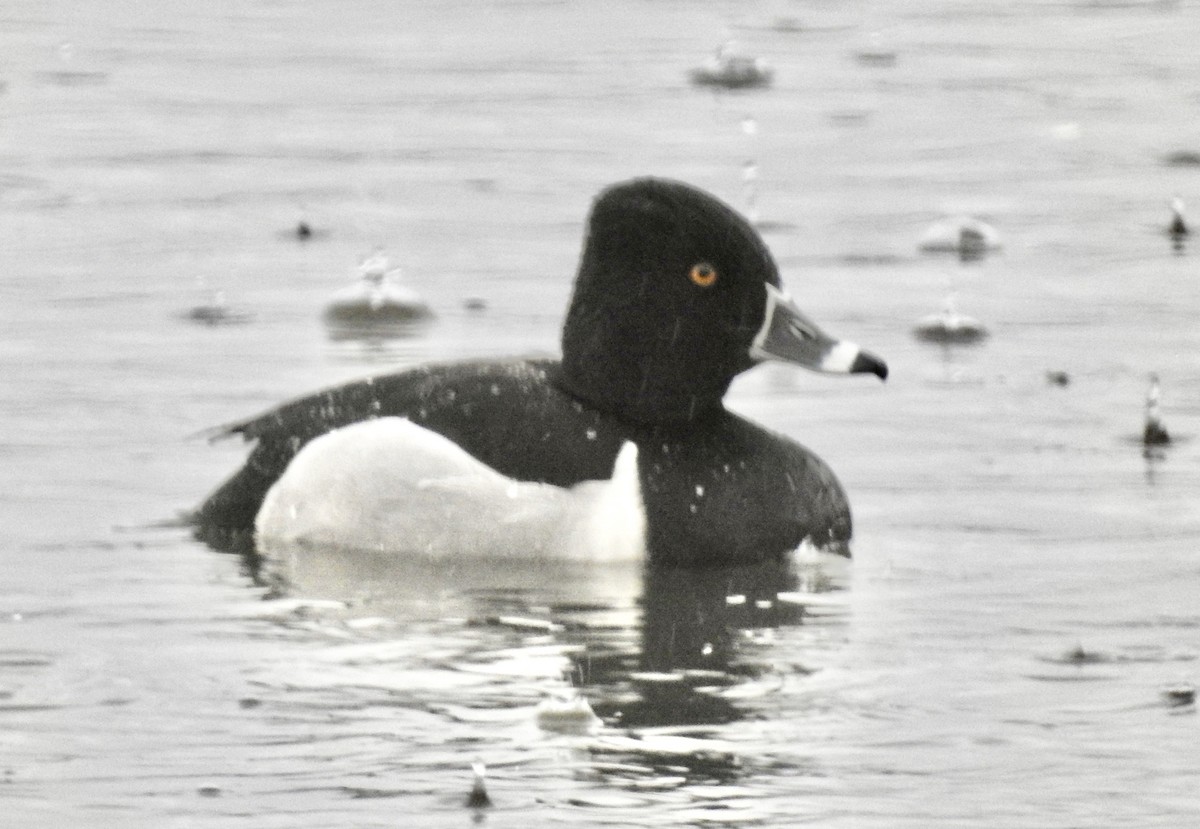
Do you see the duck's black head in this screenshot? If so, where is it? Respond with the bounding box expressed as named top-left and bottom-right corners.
top-left (559, 178), bottom-right (886, 425)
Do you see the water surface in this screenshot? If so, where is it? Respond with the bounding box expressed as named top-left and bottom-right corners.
top-left (2, 1), bottom-right (1199, 826)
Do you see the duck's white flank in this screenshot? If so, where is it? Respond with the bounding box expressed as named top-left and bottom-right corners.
top-left (255, 417), bottom-right (645, 561)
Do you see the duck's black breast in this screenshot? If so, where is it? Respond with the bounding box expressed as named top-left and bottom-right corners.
top-left (196, 358), bottom-right (851, 564)
top-left (636, 415), bottom-right (851, 565)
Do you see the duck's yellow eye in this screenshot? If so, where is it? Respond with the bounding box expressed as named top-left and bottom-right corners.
top-left (689, 262), bottom-right (718, 288)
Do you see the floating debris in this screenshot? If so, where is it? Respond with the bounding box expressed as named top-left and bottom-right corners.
top-left (466, 761), bottom-right (492, 809)
top-left (1163, 150), bottom-right (1200, 168)
top-left (36, 69), bottom-right (109, 86)
top-left (690, 42), bottom-right (773, 90)
top-left (913, 296), bottom-right (988, 345)
top-left (485, 615), bottom-right (563, 633)
top-left (1045, 370), bottom-right (1071, 387)
top-left (323, 251), bottom-right (434, 334)
top-left (1143, 373), bottom-right (1171, 448)
top-left (277, 219), bottom-right (327, 242)
top-left (183, 287), bottom-right (254, 327)
top-left (535, 692), bottom-right (602, 735)
top-left (38, 41), bottom-right (109, 87)
top-left (853, 32), bottom-right (897, 67)
top-left (770, 17), bottom-right (804, 33)
top-left (918, 216), bottom-right (1001, 261)
top-left (1062, 644), bottom-right (1108, 666)
top-left (1167, 196), bottom-right (1189, 251)
top-left (1162, 684), bottom-right (1195, 708)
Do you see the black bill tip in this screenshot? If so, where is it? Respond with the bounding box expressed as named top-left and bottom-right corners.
top-left (852, 350), bottom-right (889, 382)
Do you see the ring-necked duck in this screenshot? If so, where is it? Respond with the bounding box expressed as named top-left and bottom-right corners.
top-left (196, 178), bottom-right (886, 566)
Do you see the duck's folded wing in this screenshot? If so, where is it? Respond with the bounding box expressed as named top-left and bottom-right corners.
top-left (193, 358), bottom-right (565, 536)
top-left (202, 371), bottom-right (418, 444)
top-left (205, 358), bottom-right (559, 444)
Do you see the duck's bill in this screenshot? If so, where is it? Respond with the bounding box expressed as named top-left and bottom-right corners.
top-left (749, 284), bottom-right (888, 380)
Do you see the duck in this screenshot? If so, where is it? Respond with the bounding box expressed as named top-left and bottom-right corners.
top-left (322, 251), bottom-right (433, 331)
top-left (195, 178), bottom-right (887, 566)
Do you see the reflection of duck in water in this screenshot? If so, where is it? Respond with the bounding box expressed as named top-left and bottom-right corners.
top-left (1143, 373), bottom-right (1170, 447)
top-left (689, 41), bottom-right (774, 89)
top-left (918, 216), bottom-right (1001, 261)
top-left (322, 252), bottom-right (434, 331)
top-left (913, 295), bottom-right (987, 344)
top-left (578, 553), bottom-right (844, 729)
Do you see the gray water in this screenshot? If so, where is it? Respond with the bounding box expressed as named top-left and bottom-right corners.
top-left (3, 1), bottom-right (1199, 826)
